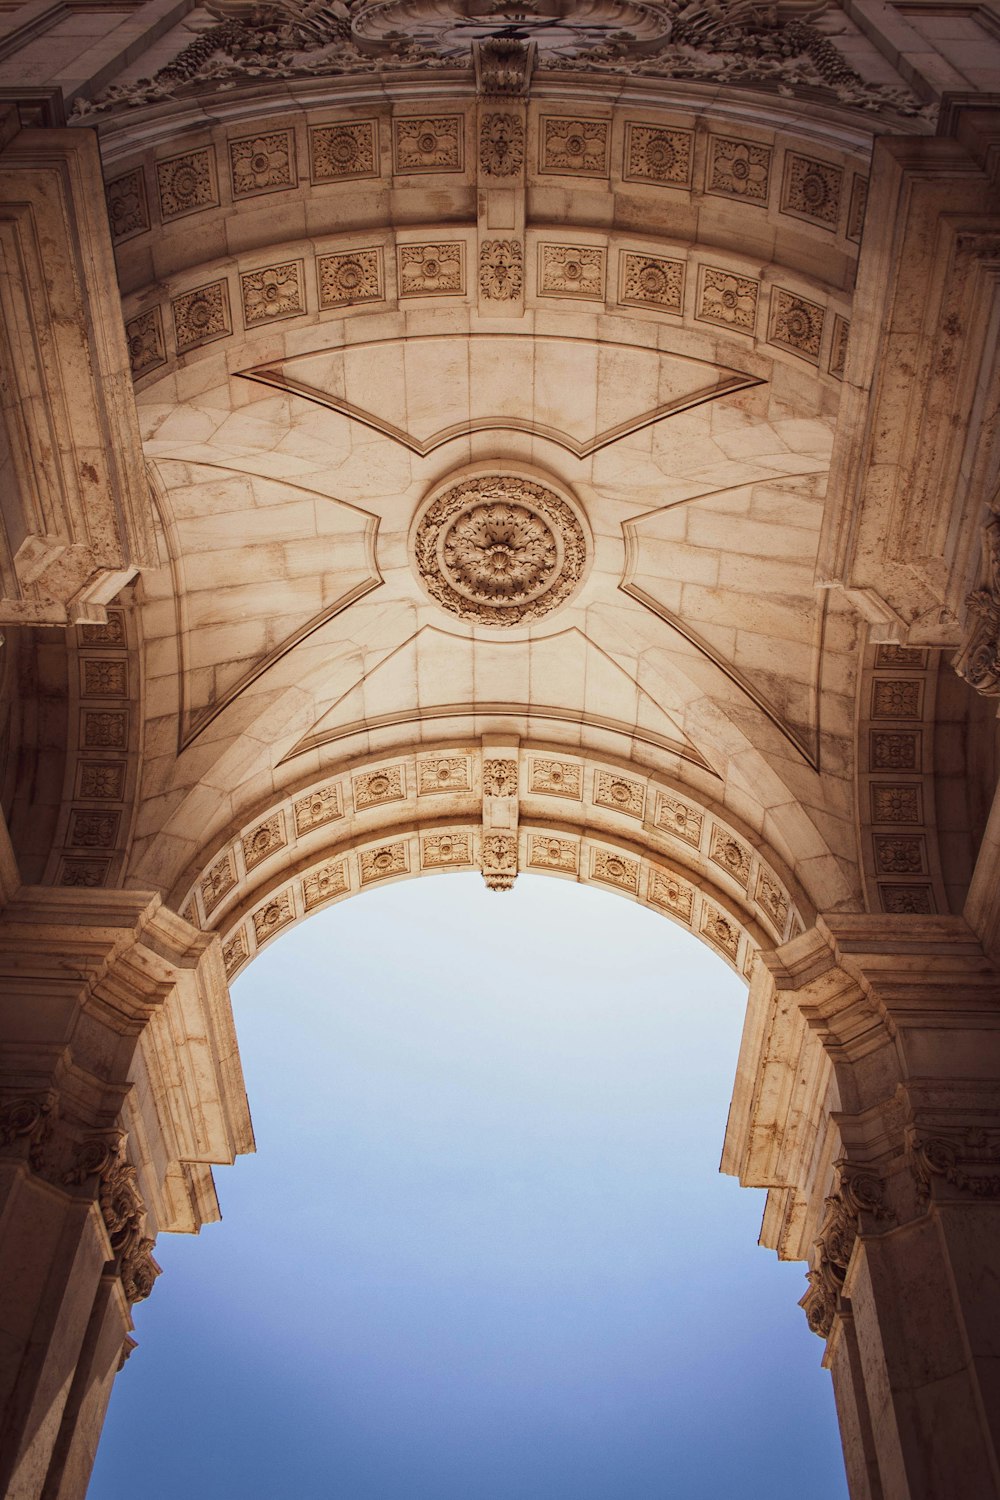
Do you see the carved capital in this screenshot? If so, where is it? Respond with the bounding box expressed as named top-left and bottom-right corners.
top-left (908, 1125), bottom-right (1000, 1202)
top-left (954, 516), bottom-right (1000, 696)
top-left (97, 1142), bottom-right (161, 1306)
top-left (801, 1161), bottom-right (890, 1339)
top-left (0, 1091), bottom-right (58, 1173)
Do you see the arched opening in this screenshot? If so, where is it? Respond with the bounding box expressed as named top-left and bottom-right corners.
top-left (89, 873), bottom-right (846, 1499)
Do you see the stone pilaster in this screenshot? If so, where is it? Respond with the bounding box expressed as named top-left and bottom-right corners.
top-left (724, 914), bottom-right (1000, 1500)
top-left (0, 888), bottom-right (252, 1500)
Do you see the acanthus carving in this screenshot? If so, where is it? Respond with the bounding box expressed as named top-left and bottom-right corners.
top-left (72, 0), bottom-right (928, 119)
top-left (954, 516), bottom-right (1000, 697)
top-left (479, 113), bottom-right (524, 177)
top-left (482, 833), bottom-right (518, 891)
top-left (483, 758), bottom-right (518, 798)
top-left (801, 1163), bottom-right (888, 1339)
top-left (97, 1145), bottom-right (161, 1305)
top-left (479, 239), bottom-right (523, 301)
top-left (908, 1126), bottom-right (1000, 1201)
top-left (0, 1092), bottom-right (57, 1173)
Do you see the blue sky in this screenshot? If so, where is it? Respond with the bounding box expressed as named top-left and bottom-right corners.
top-left (90, 871), bottom-right (847, 1499)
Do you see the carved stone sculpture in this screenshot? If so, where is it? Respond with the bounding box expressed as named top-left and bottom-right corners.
top-left (954, 515), bottom-right (1000, 696)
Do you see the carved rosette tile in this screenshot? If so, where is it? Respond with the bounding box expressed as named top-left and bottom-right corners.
top-left (768, 288), bottom-right (824, 363)
top-left (394, 116), bottom-right (463, 174)
top-left (240, 261), bottom-right (305, 326)
top-left (418, 757), bottom-right (471, 794)
top-left (782, 153), bottom-right (842, 228)
top-left (414, 473), bottom-right (587, 628)
top-left (479, 113), bottom-right (524, 178)
top-left (540, 117), bottom-right (609, 177)
top-left (619, 252), bottom-right (684, 314)
top-left (529, 759), bottom-right (581, 799)
top-left (874, 835), bottom-right (926, 874)
top-left (77, 761), bottom-right (125, 800)
top-left (353, 766), bottom-right (405, 809)
top-left (648, 868), bottom-right (693, 921)
top-left (243, 814), bottom-right (286, 872)
top-left (252, 891), bottom-right (295, 943)
top-left (709, 828), bottom-right (752, 889)
top-left (879, 884), bottom-right (935, 914)
top-left (82, 610), bottom-right (126, 647)
top-left (623, 124), bottom-right (693, 187)
top-left (872, 679), bottom-right (922, 718)
top-left (847, 175), bottom-right (868, 242)
top-left (871, 785), bottom-right (921, 824)
top-left (755, 871), bottom-right (789, 931)
top-left (870, 731), bottom-right (920, 771)
top-left (594, 771), bottom-right (645, 819)
top-left (590, 848), bottom-right (639, 893)
top-left (700, 904), bottom-right (740, 960)
top-left (697, 267), bottom-right (759, 332)
top-left (229, 131), bottom-right (296, 198)
top-left (81, 710), bottom-right (128, 749)
top-left (155, 148), bottom-right (218, 220)
top-left (222, 928), bottom-right (248, 979)
top-left (398, 243), bottom-right (465, 297)
top-left (81, 658), bottom-right (127, 697)
top-left (106, 168), bottom-right (148, 242)
top-left (360, 843), bottom-right (409, 883)
top-left (171, 280), bottom-right (231, 352)
top-left (538, 244), bottom-right (605, 301)
top-left (310, 121), bottom-right (378, 182)
top-left (294, 785), bottom-right (344, 835)
top-left (529, 835), bottom-right (577, 873)
top-left (59, 858), bottom-right (112, 887)
top-left (479, 239), bottom-right (523, 301)
top-left (707, 137), bottom-right (771, 203)
top-left (656, 793), bottom-right (703, 846)
top-left (68, 810), bottom-right (120, 849)
top-left (318, 248), bottom-right (384, 309)
top-left (124, 309), bottom-right (166, 379)
top-left (202, 851), bottom-right (237, 915)
top-left (482, 833), bottom-right (518, 891)
top-left (421, 832), bottom-right (472, 868)
top-left (829, 315), bottom-right (850, 379)
top-left (302, 859), bottom-right (349, 910)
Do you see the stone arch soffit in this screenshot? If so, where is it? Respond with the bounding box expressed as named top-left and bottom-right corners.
top-left (171, 742), bottom-right (810, 989)
top-left (144, 377), bottom-right (828, 773)
top-left (240, 345), bottom-right (763, 461)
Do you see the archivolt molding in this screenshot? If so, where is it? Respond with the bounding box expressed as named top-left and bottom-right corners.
top-left (172, 740), bottom-right (807, 984)
top-left (106, 96), bottom-right (866, 391)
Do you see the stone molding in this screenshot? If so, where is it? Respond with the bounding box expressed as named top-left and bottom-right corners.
top-left (0, 887), bottom-right (254, 1235)
top-left (723, 912), bottom-right (1000, 1274)
top-left (172, 740), bottom-right (805, 982)
top-left (0, 128), bottom-right (154, 625)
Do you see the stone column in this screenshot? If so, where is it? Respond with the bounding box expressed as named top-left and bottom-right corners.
top-left (725, 916), bottom-right (1000, 1500)
top-left (0, 887), bottom-right (253, 1500)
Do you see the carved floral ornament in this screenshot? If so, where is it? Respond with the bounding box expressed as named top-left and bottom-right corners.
top-left (412, 472), bottom-right (588, 627)
top-left (73, 0), bottom-right (927, 117)
top-left (954, 514), bottom-right (1000, 697)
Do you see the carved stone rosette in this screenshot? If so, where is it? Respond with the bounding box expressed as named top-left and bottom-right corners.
top-left (412, 472), bottom-right (588, 627)
top-left (954, 516), bottom-right (1000, 697)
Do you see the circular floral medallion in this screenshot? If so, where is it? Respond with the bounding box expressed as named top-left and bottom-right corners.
top-left (413, 473), bottom-right (587, 627)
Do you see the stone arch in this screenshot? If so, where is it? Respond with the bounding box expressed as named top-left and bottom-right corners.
top-left (170, 739), bottom-right (809, 985)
